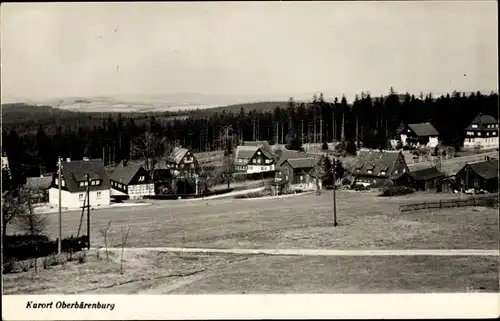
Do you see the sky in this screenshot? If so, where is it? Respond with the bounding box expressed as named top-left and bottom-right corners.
top-left (1, 1), bottom-right (498, 102)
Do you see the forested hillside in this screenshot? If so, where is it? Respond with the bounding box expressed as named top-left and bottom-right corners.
top-left (2, 89), bottom-right (498, 184)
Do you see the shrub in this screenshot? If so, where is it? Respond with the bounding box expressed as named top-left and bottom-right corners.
top-left (77, 251), bottom-right (87, 264)
top-left (379, 186), bottom-right (415, 197)
top-left (3, 258), bottom-right (17, 274)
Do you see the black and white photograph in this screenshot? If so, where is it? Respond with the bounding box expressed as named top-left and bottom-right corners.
top-left (1, 1), bottom-right (499, 319)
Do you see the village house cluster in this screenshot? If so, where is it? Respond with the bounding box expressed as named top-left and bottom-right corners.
top-left (6, 112), bottom-right (498, 210)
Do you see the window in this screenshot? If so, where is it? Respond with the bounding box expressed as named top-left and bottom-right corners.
top-left (367, 170), bottom-right (372, 174)
top-left (79, 182), bottom-right (84, 187)
top-left (261, 167), bottom-right (264, 170)
top-left (97, 192), bottom-right (101, 199)
top-left (487, 132), bottom-right (490, 136)
top-left (300, 175), bottom-right (304, 181)
top-left (138, 176), bottom-right (145, 182)
top-left (79, 194), bottom-right (84, 200)
top-left (61, 180), bottom-right (65, 187)
top-left (394, 170), bottom-right (398, 174)
top-left (477, 132), bottom-right (481, 136)
top-left (257, 159), bottom-right (262, 164)
top-left (253, 159), bottom-right (257, 164)
top-left (493, 132), bottom-right (497, 136)
top-left (472, 124), bottom-right (478, 128)
top-left (380, 171), bottom-right (386, 176)
top-left (403, 168), bottom-right (406, 172)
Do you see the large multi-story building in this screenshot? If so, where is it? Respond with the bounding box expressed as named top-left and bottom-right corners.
top-left (463, 113), bottom-right (499, 150)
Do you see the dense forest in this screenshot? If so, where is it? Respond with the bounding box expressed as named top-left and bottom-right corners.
top-left (2, 88), bottom-right (498, 184)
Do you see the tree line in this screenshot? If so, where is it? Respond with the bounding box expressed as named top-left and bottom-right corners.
top-left (2, 88), bottom-right (498, 185)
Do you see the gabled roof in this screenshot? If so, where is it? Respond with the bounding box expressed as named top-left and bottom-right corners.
top-left (465, 159), bottom-right (499, 180)
top-left (26, 176), bottom-right (52, 190)
top-left (355, 149), bottom-right (404, 177)
top-left (167, 147), bottom-right (190, 164)
top-left (409, 167), bottom-right (445, 181)
top-left (243, 141), bottom-right (274, 155)
top-left (465, 113), bottom-right (498, 131)
top-left (276, 149), bottom-right (322, 167)
top-left (235, 145), bottom-right (274, 162)
top-left (60, 159), bottom-right (110, 193)
top-left (109, 161), bottom-right (144, 185)
top-left (405, 123), bottom-right (440, 136)
top-left (282, 157), bottom-right (320, 170)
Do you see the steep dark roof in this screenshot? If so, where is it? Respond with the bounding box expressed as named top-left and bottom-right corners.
top-left (109, 161), bottom-right (144, 185)
top-left (276, 149), bottom-right (321, 168)
top-left (409, 167), bottom-right (445, 181)
top-left (60, 159), bottom-right (110, 193)
top-left (26, 176), bottom-right (52, 190)
top-left (243, 141), bottom-right (274, 156)
top-left (235, 145), bottom-right (274, 162)
top-left (167, 147), bottom-right (190, 164)
top-left (465, 114), bottom-right (498, 131)
top-left (466, 159), bottom-right (499, 180)
top-left (406, 123), bottom-right (440, 136)
top-left (355, 149), bottom-right (403, 177)
top-left (282, 157), bottom-right (320, 169)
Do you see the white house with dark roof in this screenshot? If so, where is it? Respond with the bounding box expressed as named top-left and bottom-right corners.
top-left (398, 122), bottom-right (440, 148)
top-left (109, 160), bottom-right (155, 199)
top-left (48, 158), bottom-right (111, 209)
top-left (463, 113), bottom-right (499, 150)
top-left (234, 144), bottom-right (276, 174)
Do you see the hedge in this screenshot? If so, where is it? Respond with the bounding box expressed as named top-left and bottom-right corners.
top-left (3, 234), bottom-right (89, 261)
top-left (379, 186), bottom-right (415, 197)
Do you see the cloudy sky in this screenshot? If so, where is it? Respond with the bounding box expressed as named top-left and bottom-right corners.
top-left (1, 1), bottom-right (498, 102)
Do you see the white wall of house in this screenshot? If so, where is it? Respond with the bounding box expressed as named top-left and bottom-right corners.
top-left (427, 136), bottom-right (439, 148)
top-left (247, 164), bottom-right (275, 174)
top-left (463, 136), bottom-right (499, 150)
top-left (400, 134), bottom-right (439, 148)
top-left (127, 183), bottom-right (155, 199)
top-left (49, 188), bottom-right (110, 209)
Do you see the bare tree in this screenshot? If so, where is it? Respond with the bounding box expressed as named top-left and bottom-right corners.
top-left (309, 161), bottom-right (326, 195)
top-left (474, 142), bottom-right (482, 154)
top-left (2, 188), bottom-right (27, 239)
top-left (131, 132), bottom-right (171, 180)
top-left (120, 227), bottom-right (131, 274)
top-left (99, 220), bottom-right (112, 261)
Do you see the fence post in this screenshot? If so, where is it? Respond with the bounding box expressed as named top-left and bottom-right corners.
top-left (439, 200), bottom-right (442, 209)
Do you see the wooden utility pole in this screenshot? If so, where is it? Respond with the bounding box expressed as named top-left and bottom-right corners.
top-left (86, 174), bottom-right (91, 249)
top-left (102, 146), bottom-right (106, 165)
top-left (58, 157), bottom-right (62, 254)
top-left (333, 169), bottom-right (338, 226)
top-left (313, 118), bottom-right (317, 144)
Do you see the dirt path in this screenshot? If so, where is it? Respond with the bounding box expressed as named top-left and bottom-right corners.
top-left (100, 247), bottom-right (499, 256)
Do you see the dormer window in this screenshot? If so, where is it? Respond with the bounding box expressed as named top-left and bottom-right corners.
top-left (367, 170), bottom-right (373, 174)
top-left (394, 169), bottom-right (399, 174)
top-left (472, 124), bottom-right (478, 128)
top-left (380, 171), bottom-right (386, 176)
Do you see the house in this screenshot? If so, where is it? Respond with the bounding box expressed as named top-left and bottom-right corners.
top-left (354, 149), bottom-right (409, 186)
top-left (25, 175), bottom-right (53, 203)
top-left (398, 122), bottom-right (440, 148)
top-left (48, 158), bottom-right (110, 209)
top-left (455, 158), bottom-right (499, 192)
top-left (1, 154), bottom-right (9, 171)
top-left (109, 160), bottom-right (155, 199)
top-left (234, 144), bottom-right (276, 176)
top-left (463, 113), bottom-right (499, 150)
top-left (166, 147), bottom-right (199, 177)
top-left (408, 167), bottom-right (445, 191)
top-left (242, 141), bottom-right (275, 156)
top-left (274, 154), bottom-right (324, 190)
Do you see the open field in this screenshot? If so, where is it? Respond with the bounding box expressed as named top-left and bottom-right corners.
top-left (23, 191), bottom-right (498, 251)
top-left (3, 250), bottom-right (497, 294)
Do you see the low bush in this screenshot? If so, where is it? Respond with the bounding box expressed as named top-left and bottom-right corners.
top-left (3, 258), bottom-right (17, 274)
top-left (379, 185), bottom-right (415, 197)
top-left (234, 191), bottom-right (270, 199)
